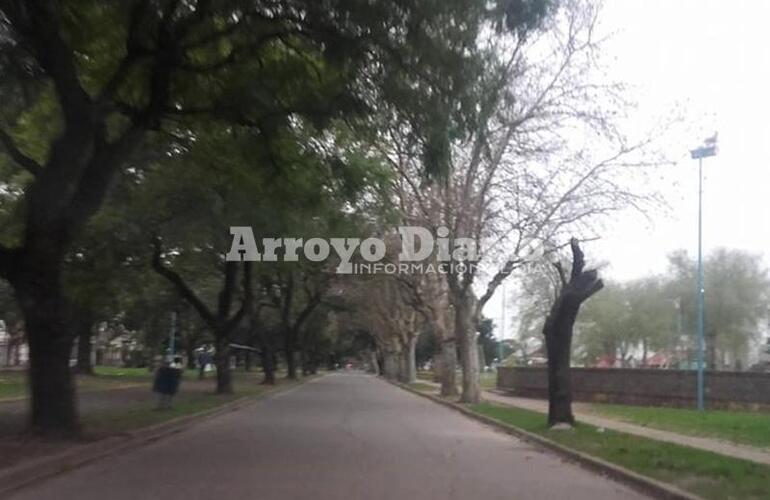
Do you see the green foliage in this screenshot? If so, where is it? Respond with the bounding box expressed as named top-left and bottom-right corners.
top-left (477, 317), bottom-right (500, 365)
top-left (668, 249), bottom-right (770, 370)
top-left (549, 248), bottom-right (770, 369)
top-left (577, 277), bottom-right (674, 366)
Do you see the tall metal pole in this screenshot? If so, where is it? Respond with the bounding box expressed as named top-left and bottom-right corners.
top-left (690, 133), bottom-right (716, 410)
top-left (169, 311), bottom-right (177, 361)
top-left (499, 284), bottom-right (506, 364)
top-left (696, 157), bottom-right (705, 411)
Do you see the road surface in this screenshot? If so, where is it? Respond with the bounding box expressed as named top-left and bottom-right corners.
top-left (10, 374), bottom-right (647, 500)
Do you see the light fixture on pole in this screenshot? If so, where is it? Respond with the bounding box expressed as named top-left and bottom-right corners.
top-left (689, 132), bottom-right (717, 411)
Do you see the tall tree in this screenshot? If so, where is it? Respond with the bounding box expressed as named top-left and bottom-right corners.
top-left (388, 0), bottom-right (667, 403)
top-left (668, 249), bottom-right (770, 370)
top-left (0, 0), bottom-right (498, 434)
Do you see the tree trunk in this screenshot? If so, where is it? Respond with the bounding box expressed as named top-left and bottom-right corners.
top-left (244, 352), bottom-right (252, 372)
top-left (543, 239), bottom-right (603, 427)
top-left (74, 317), bottom-right (93, 375)
top-left (260, 340), bottom-right (275, 385)
top-left (15, 264), bottom-right (80, 435)
top-left (439, 340), bottom-right (458, 396)
top-left (435, 319), bottom-right (459, 397)
top-left (456, 296), bottom-right (481, 404)
top-left (285, 351), bottom-right (297, 379)
top-left (186, 347), bottom-right (196, 370)
top-left (400, 335), bottom-right (418, 383)
top-left (398, 346), bottom-right (408, 383)
top-left (214, 334), bottom-right (233, 394)
top-left (27, 329), bottom-right (79, 435)
top-left (301, 347), bottom-right (311, 376)
top-left (544, 304), bottom-right (577, 426)
top-left (369, 350), bottom-right (380, 375)
top-left (408, 335), bottom-right (418, 383)
top-left (383, 350), bottom-right (400, 379)
top-left (285, 331), bottom-right (297, 379)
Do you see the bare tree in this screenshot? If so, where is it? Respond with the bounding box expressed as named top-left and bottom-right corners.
top-left (386, 0), bottom-right (669, 404)
top-left (544, 238), bottom-right (602, 426)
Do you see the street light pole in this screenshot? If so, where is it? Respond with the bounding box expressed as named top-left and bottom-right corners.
top-left (696, 155), bottom-right (705, 411)
top-left (169, 311), bottom-right (177, 362)
top-left (499, 284), bottom-right (506, 365)
top-left (690, 133), bottom-right (717, 411)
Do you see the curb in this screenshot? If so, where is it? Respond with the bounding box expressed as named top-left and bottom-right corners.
top-left (0, 379), bottom-right (312, 497)
top-left (389, 380), bottom-right (702, 500)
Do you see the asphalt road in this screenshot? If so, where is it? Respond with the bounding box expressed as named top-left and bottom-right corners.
top-left (10, 373), bottom-right (647, 500)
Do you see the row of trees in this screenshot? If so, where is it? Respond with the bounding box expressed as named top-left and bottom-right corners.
top-left (0, 0), bottom-right (518, 434)
top-left (350, 0), bottom-right (667, 428)
top-left (514, 248), bottom-right (770, 371)
top-left (0, 0), bottom-right (669, 434)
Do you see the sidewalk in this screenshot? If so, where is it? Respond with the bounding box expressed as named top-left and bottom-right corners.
top-left (420, 380), bottom-right (770, 466)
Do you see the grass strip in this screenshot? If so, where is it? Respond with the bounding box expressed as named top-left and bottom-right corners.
top-left (471, 402), bottom-right (770, 500)
top-left (590, 403), bottom-right (770, 449)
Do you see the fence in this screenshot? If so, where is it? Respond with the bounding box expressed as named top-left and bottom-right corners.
top-left (497, 366), bottom-right (770, 410)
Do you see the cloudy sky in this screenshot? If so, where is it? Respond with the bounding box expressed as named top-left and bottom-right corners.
top-left (488, 0), bottom-right (770, 338)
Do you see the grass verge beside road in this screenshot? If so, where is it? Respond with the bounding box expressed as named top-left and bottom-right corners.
top-left (590, 403), bottom-right (770, 449)
top-left (416, 370), bottom-right (497, 390)
top-left (471, 402), bottom-right (770, 500)
top-left (83, 374), bottom-right (301, 435)
top-left (0, 371), bottom-right (311, 472)
top-left (417, 369), bottom-right (770, 449)
top-left (1, 366), bottom-right (155, 400)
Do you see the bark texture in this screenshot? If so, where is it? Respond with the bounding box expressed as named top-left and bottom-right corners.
top-left (456, 294), bottom-right (481, 403)
top-left (260, 340), bottom-right (276, 384)
top-left (74, 314), bottom-right (94, 375)
top-left (12, 258), bottom-right (80, 435)
top-left (402, 335), bottom-right (418, 383)
top-left (543, 239), bottom-right (603, 427)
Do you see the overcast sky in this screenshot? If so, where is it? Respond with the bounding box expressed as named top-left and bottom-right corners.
top-left (488, 0), bottom-right (770, 338)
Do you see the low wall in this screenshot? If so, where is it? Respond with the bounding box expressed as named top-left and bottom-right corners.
top-left (497, 366), bottom-right (770, 410)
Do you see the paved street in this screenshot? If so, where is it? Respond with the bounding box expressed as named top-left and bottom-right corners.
top-left (10, 374), bottom-right (647, 500)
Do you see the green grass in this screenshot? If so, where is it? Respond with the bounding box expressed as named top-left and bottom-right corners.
top-left (0, 367), bottom-right (156, 400)
top-left (92, 366), bottom-right (155, 379)
top-left (83, 377), bottom-right (296, 435)
top-left (0, 366), bottom-right (273, 400)
top-left (590, 403), bottom-right (770, 449)
top-left (0, 372), bottom-right (26, 400)
top-left (415, 370), bottom-right (497, 390)
top-left (470, 402), bottom-right (770, 500)
top-left (409, 382), bottom-right (438, 392)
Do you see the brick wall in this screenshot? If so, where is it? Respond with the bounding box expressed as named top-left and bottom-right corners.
top-left (497, 366), bottom-right (770, 409)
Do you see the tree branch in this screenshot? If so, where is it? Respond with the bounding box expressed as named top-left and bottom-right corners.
top-left (3, 1), bottom-right (92, 127)
top-left (97, 0), bottom-right (153, 104)
top-left (569, 237), bottom-right (585, 279)
top-left (0, 127), bottom-right (42, 175)
top-left (217, 261), bottom-right (239, 320)
top-left (553, 261), bottom-right (567, 287)
top-left (224, 305), bottom-right (246, 333)
top-left (151, 237), bottom-right (216, 328)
